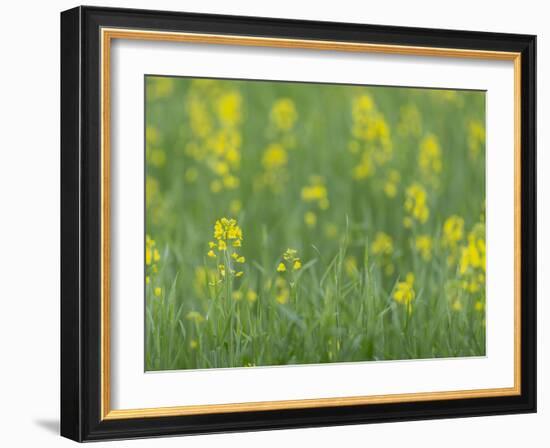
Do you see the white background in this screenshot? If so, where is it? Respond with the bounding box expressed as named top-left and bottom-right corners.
top-left (0, 0), bottom-right (547, 446)
top-left (112, 39), bottom-right (515, 409)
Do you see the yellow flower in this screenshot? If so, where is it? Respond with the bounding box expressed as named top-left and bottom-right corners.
top-left (276, 287), bottom-right (290, 305)
top-left (223, 175), bottom-right (240, 189)
top-left (475, 300), bottom-right (485, 312)
top-left (246, 289), bottom-right (258, 303)
top-left (217, 91), bottom-right (242, 127)
top-left (418, 134), bottom-right (442, 185)
top-left (213, 218), bottom-right (243, 243)
top-left (262, 143), bottom-right (288, 170)
top-left (383, 170), bottom-right (400, 198)
top-left (452, 300), bottom-right (463, 311)
top-left (442, 215), bottom-right (464, 249)
top-left (304, 211), bottom-right (317, 228)
top-left (459, 225), bottom-right (486, 275)
top-left (232, 290), bottom-right (243, 301)
top-left (207, 250), bottom-right (216, 258)
top-left (189, 339), bottom-right (198, 350)
top-left (283, 248), bottom-right (298, 261)
top-left (404, 183), bottom-right (429, 227)
top-left (185, 84), bottom-right (244, 200)
top-left (186, 311), bottom-right (205, 324)
top-left (154, 287), bottom-right (162, 297)
top-left (209, 218), bottom-right (246, 279)
top-left (278, 248), bottom-right (302, 274)
top-left (350, 94), bottom-right (393, 180)
top-left (372, 232), bottom-right (393, 256)
top-left (213, 161), bottom-right (229, 176)
top-left (415, 235), bottom-right (433, 261)
top-left (145, 235), bottom-right (156, 265)
top-left (270, 98), bottom-right (298, 131)
top-left (146, 276), bottom-right (150, 284)
top-left (458, 223), bottom-right (486, 294)
top-left (301, 176), bottom-right (329, 210)
top-left (393, 273), bottom-right (415, 313)
top-left (353, 152), bottom-right (375, 180)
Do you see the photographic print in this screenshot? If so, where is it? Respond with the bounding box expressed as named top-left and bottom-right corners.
top-left (144, 76), bottom-right (487, 371)
top-left (61, 8), bottom-right (536, 440)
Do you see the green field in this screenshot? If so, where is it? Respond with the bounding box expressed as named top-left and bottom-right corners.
top-left (144, 76), bottom-right (486, 371)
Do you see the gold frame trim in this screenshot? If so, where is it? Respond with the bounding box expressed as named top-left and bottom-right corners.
top-left (100, 28), bottom-right (522, 420)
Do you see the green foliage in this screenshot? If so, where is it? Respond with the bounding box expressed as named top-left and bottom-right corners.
top-left (144, 76), bottom-right (486, 371)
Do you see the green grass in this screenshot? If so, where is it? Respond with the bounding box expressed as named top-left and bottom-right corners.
top-left (144, 76), bottom-right (486, 371)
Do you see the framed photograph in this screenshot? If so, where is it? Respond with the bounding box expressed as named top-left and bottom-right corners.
top-left (60, 6), bottom-right (536, 441)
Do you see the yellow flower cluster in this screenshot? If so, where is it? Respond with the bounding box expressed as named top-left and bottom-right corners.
top-left (184, 81), bottom-right (243, 194)
top-left (442, 215), bottom-right (465, 248)
top-left (277, 248), bottom-right (302, 273)
top-left (442, 215), bottom-right (465, 265)
top-left (270, 98), bottom-right (298, 134)
top-left (257, 98), bottom-right (298, 193)
top-left (349, 94), bottom-right (393, 180)
top-left (393, 273), bottom-right (415, 314)
top-left (415, 234), bottom-right (433, 261)
top-left (371, 232), bottom-right (394, 276)
top-left (274, 276), bottom-right (290, 304)
top-left (231, 289), bottom-right (258, 303)
top-left (146, 234), bottom-right (162, 297)
top-left (459, 223), bottom-right (486, 293)
top-left (262, 143), bottom-right (288, 170)
top-left (383, 170), bottom-right (401, 198)
top-left (301, 176), bottom-right (329, 210)
top-left (442, 215), bottom-right (486, 309)
top-left (273, 249), bottom-right (303, 305)
top-left (403, 183), bottom-right (429, 228)
top-left (418, 134), bottom-right (442, 188)
top-left (207, 218), bottom-right (245, 278)
top-left (372, 232), bottom-right (393, 256)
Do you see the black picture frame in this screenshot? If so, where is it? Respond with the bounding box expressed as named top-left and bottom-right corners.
top-left (61, 5), bottom-right (536, 442)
